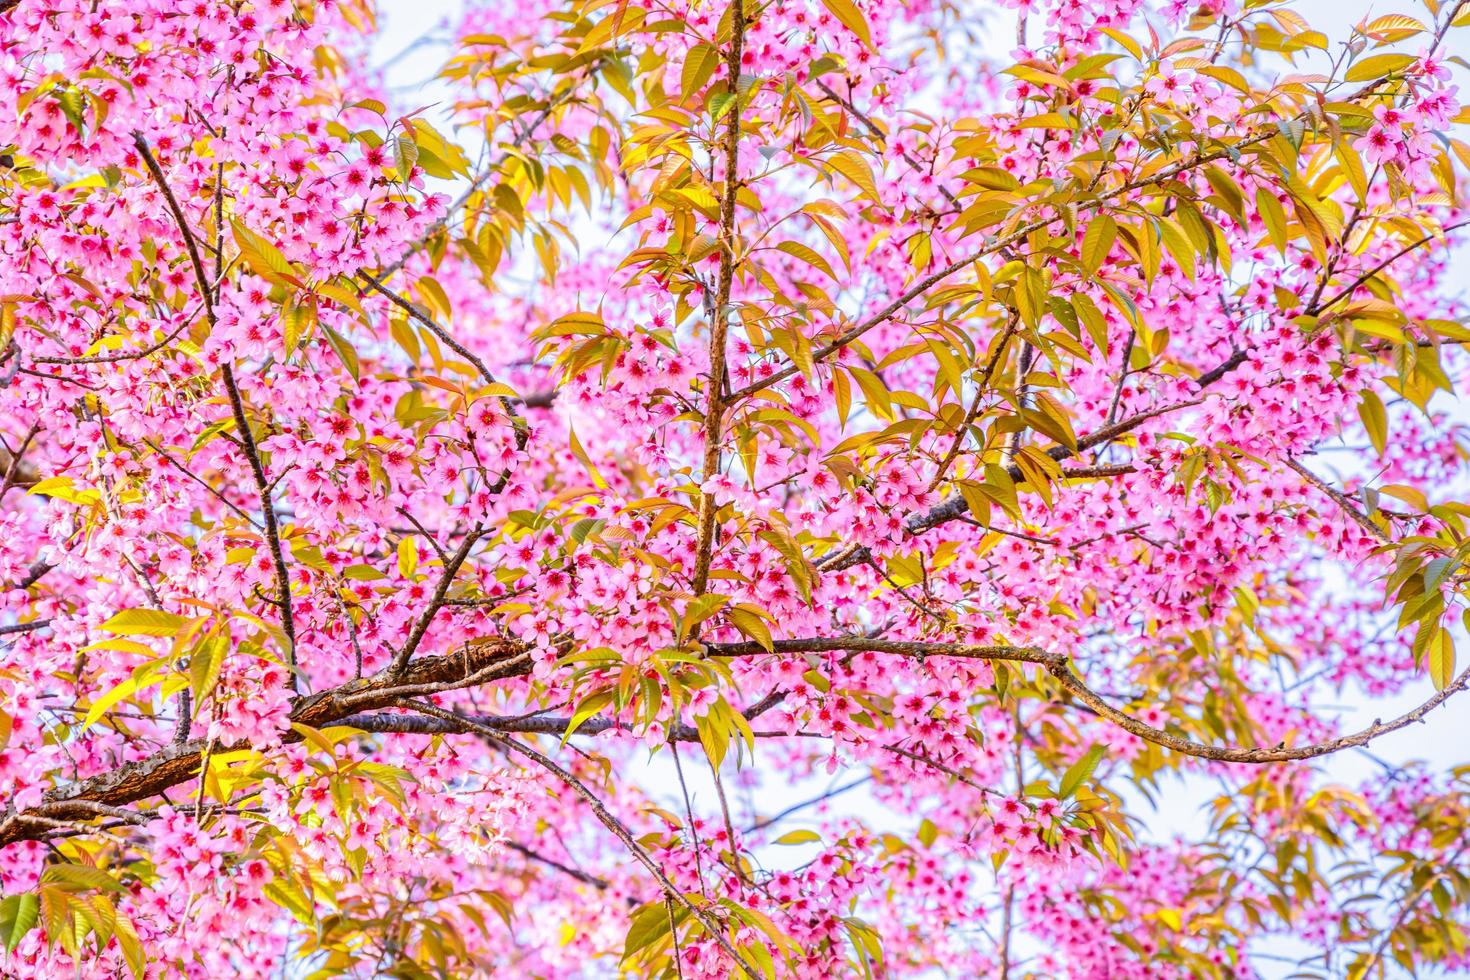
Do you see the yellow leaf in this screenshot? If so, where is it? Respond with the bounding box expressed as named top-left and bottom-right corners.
top-left (681, 43), bottom-right (719, 101)
top-left (100, 608), bottom-right (190, 636)
top-left (397, 536), bottom-right (419, 578)
top-left (1358, 390), bottom-right (1388, 456)
top-left (569, 426), bottom-right (608, 489)
top-left (827, 148), bottom-right (880, 201)
top-left (280, 296), bottom-right (315, 355)
top-left (1361, 13), bottom-right (1425, 41)
top-left (82, 660), bottom-right (167, 732)
top-left (820, 0), bottom-right (872, 47)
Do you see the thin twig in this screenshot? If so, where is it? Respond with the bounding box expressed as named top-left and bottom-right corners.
top-left (399, 698), bottom-right (764, 978)
top-left (132, 132), bottom-right (298, 683)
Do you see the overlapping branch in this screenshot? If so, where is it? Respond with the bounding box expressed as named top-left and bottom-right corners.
top-left (0, 635), bottom-right (535, 848)
top-left (6, 622), bottom-right (1467, 851)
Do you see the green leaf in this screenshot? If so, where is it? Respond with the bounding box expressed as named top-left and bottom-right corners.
top-left (54, 88), bottom-right (86, 136)
top-left (41, 864), bottom-right (127, 893)
top-left (2, 892), bottom-right (39, 953)
top-left (758, 528), bottom-right (814, 605)
top-left (622, 901), bottom-right (677, 964)
top-left (710, 91), bottom-right (735, 123)
top-left (680, 593), bottom-right (728, 643)
top-left (321, 323), bottom-right (361, 381)
top-left (1059, 744), bottom-right (1106, 798)
top-left (561, 689), bottom-right (614, 744)
top-left (393, 133), bottom-right (419, 178)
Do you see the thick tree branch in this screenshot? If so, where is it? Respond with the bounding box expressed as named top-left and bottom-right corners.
top-left (689, 0), bottom-right (748, 598)
top-left (0, 635), bottom-right (533, 848)
top-left (10, 625), bottom-right (1463, 850)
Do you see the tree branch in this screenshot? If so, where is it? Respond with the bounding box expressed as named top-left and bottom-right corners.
top-left (0, 635), bottom-right (533, 848)
top-left (132, 132), bottom-right (298, 680)
top-left (689, 0), bottom-right (748, 598)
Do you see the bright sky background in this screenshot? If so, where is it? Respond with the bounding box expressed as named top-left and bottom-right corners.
top-left (367, 2), bottom-right (1470, 975)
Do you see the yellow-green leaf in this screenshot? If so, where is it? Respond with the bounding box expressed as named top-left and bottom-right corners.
top-left (1059, 744), bottom-right (1105, 798)
top-left (2, 892), bottom-right (39, 953)
top-left (231, 220), bottom-right (300, 287)
top-left (1081, 215), bottom-right (1116, 275)
top-left (1358, 390), bottom-right (1388, 456)
top-left (827, 149), bottom-right (880, 201)
top-left (101, 608), bottom-right (189, 636)
top-left (1343, 52), bottom-right (1417, 82)
top-left (728, 605), bottom-right (774, 652)
top-left (1427, 627), bottom-right (1455, 690)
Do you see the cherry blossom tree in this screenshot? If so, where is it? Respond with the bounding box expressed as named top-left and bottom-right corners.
top-left (2, 0), bottom-right (1470, 975)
